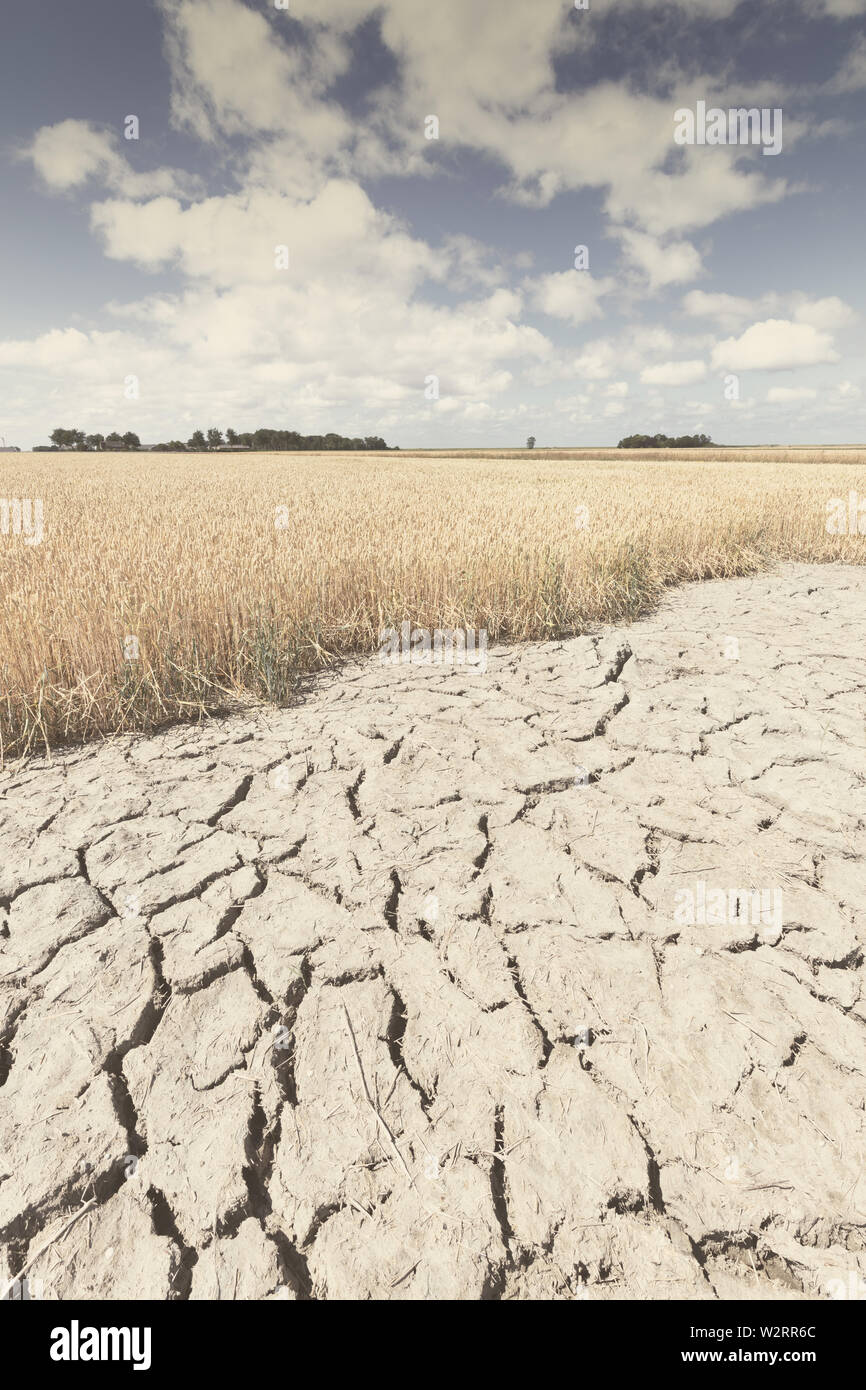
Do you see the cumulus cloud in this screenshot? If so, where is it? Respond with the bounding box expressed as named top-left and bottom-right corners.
top-left (541, 327), bottom-right (708, 389)
top-left (688, 292), bottom-right (856, 335)
top-left (711, 320), bottom-right (841, 371)
top-left (0, 328), bottom-right (92, 367)
top-left (89, 180), bottom-right (442, 292)
top-left (793, 297), bottom-right (856, 331)
top-left (640, 360), bottom-right (707, 386)
top-left (26, 120), bottom-right (196, 198)
top-left (0, 274), bottom-right (552, 441)
top-left (527, 271), bottom-right (616, 326)
top-left (615, 0), bottom-right (866, 12)
top-left (766, 387), bottom-right (819, 402)
top-left (5, 0), bottom-right (864, 446)
top-left (567, 342), bottom-right (620, 382)
top-left (157, 0), bottom-right (351, 144)
top-left (826, 36), bottom-right (866, 92)
top-left (270, 3), bottom-right (793, 234)
top-left (682, 290), bottom-right (764, 329)
top-left (614, 229), bottom-right (704, 290)
top-left (819, 0), bottom-right (866, 15)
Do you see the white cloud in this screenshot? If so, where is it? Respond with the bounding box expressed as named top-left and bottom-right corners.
top-left (712, 319), bottom-right (841, 371)
top-left (685, 290), bottom-right (857, 337)
top-left (602, 139), bottom-right (789, 237)
top-left (0, 273), bottom-right (552, 441)
top-left (26, 120), bottom-right (195, 198)
top-left (0, 328), bottom-right (92, 367)
top-left (641, 360), bottom-right (707, 386)
top-left (283, 5), bottom-right (792, 233)
top-left (682, 290), bottom-right (764, 329)
top-left (819, 0), bottom-right (866, 15)
top-left (157, 0), bottom-right (351, 144)
top-left (826, 36), bottom-right (866, 92)
top-left (528, 271), bottom-right (616, 326)
top-left (623, 0), bottom-right (866, 13)
top-left (568, 341), bottom-right (619, 382)
top-left (793, 297), bottom-right (856, 331)
top-left (615, 229), bottom-right (703, 289)
top-left (6, 0), bottom-right (864, 448)
top-left (89, 180), bottom-right (442, 293)
top-left (766, 387), bottom-right (819, 402)
top-left (615, 0), bottom-right (741, 13)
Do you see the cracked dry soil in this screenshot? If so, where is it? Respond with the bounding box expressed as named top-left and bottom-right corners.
top-left (1, 562), bottom-right (865, 1302)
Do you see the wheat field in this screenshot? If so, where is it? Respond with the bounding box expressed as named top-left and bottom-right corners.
top-left (0, 448), bottom-right (864, 761)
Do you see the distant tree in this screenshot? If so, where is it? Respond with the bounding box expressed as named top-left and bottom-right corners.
top-left (50, 427), bottom-right (85, 448)
top-left (220, 428), bottom-right (392, 452)
top-left (526, 436), bottom-right (536, 449)
top-left (74, 425), bottom-right (393, 455)
top-left (618, 432), bottom-right (713, 449)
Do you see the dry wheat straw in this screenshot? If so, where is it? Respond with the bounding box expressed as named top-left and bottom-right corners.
top-left (1, 449), bottom-right (863, 760)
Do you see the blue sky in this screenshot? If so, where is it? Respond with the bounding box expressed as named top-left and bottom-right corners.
top-left (1, 0), bottom-right (865, 447)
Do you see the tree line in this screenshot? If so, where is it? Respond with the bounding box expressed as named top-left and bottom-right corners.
top-left (617, 433), bottom-right (714, 448)
top-left (43, 426), bottom-right (392, 451)
top-left (46, 428), bottom-right (141, 449)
